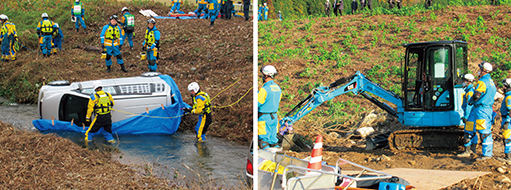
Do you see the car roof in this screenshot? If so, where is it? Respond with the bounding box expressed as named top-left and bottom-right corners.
top-left (77, 76), bottom-right (165, 89)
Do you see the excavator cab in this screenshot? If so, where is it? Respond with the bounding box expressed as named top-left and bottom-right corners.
top-left (401, 41), bottom-right (468, 126)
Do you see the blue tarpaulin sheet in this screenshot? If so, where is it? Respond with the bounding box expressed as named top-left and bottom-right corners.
top-left (153, 15), bottom-right (198, 20)
top-left (33, 75), bottom-right (191, 135)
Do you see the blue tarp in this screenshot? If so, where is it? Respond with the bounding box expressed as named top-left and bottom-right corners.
top-left (33, 75), bottom-right (191, 135)
top-left (154, 15), bottom-right (198, 20)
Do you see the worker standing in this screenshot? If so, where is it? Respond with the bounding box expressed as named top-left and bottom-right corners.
top-left (457, 74), bottom-right (477, 158)
top-left (425, 0), bottom-right (433, 8)
top-left (243, 0), bottom-right (250, 21)
top-left (170, 0), bottom-right (182, 14)
top-left (208, 0), bottom-right (220, 26)
top-left (277, 10), bottom-right (282, 21)
top-left (334, 0), bottom-right (344, 16)
top-left (142, 18), bottom-right (160, 72)
top-left (0, 14), bottom-right (17, 61)
top-left (71, 0), bottom-right (88, 34)
top-left (351, 0), bottom-right (358, 14)
top-left (84, 81), bottom-right (116, 143)
top-left (197, 0), bottom-right (209, 19)
top-left (467, 62), bottom-right (497, 161)
top-left (500, 79), bottom-right (511, 161)
top-left (258, 4), bottom-right (262, 21)
top-left (51, 23), bottom-right (64, 55)
top-left (258, 65), bottom-right (282, 149)
top-left (325, 0), bottom-right (331, 17)
top-left (100, 15), bottom-right (127, 73)
top-left (37, 13), bottom-right (56, 58)
top-left (184, 82), bottom-right (212, 142)
top-left (263, 3), bottom-right (269, 20)
top-left (119, 7), bottom-right (135, 51)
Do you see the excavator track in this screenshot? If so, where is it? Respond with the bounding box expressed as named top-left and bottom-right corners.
top-left (388, 128), bottom-right (464, 151)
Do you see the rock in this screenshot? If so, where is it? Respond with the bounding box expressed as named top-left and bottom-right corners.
top-left (358, 111), bottom-right (378, 128)
top-left (329, 132), bottom-right (340, 139)
top-left (497, 166), bottom-right (507, 174)
top-left (356, 127), bottom-right (375, 138)
top-left (191, 67), bottom-right (197, 71)
top-left (197, 74), bottom-right (205, 80)
top-left (86, 62), bottom-right (92, 66)
top-left (381, 155), bottom-right (391, 161)
top-left (168, 72), bottom-right (177, 76)
top-left (408, 161), bottom-right (416, 166)
top-left (501, 176), bottom-right (511, 183)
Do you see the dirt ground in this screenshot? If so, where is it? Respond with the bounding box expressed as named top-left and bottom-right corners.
top-left (1, 3), bottom-right (253, 143)
top-left (259, 5), bottom-right (511, 190)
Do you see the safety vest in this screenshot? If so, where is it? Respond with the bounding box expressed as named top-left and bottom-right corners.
top-left (125, 14), bottom-right (135, 27)
top-left (0, 24), bottom-right (7, 37)
top-left (193, 91), bottom-right (212, 114)
top-left (105, 25), bottom-right (120, 40)
top-left (40, 20), bottom-right (54, 35)
top-left (94, 91), bottom-right (112, 115)
top-left (198, 0), bottom-right (207, 5)
top-left (73, 2), bottom-right (82, 15)
top-left (209, 0), bottom-right (219, 10)
top-left (144, 29), bottom-right (157, 46)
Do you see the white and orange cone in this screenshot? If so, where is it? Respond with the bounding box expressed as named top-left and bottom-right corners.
top-left (306, 135), bottom-right (323, 175)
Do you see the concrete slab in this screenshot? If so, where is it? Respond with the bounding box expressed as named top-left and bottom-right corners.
top-left (342, 168), bottom-right (490, 189)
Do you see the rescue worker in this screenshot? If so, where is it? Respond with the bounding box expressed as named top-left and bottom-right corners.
top-left (366, 0), bottom-right (372, 10)
top-left (142, 19), bottom-right (160, 72)
top-left (170, 0), bottom-right (182, 14)
top-left (351, 0), bottom-right (358, 14)
top-left (457, 74), bottom-right (477, 157)
top-left (467, 62), bottom-right (496, 161)
top-left (224, 0), bottom-right (233, 20)
top-left (277, 11), bottom-right (282, 21)
top-left (325, 0), bottom-right (331, 17)
top-left (183, 82), bottom-right (212, 142)
top-left (360, 0), bottom-right (366, 10)
top-left (334, 0), bottom-right (344, 16)
top-left (258, 4), bottom-right (263, 21)
top-left (37, 13), bottom-right (56, 58)
top-left (425, 0), bottom-right (433, 9)
top-left (197, 0), bottom-right (209, 19)
top-left (500, 79), bottom-right (511, 161)
top-left (263, 3), bottom-right (269, 20)
top-left (0, 14), bottom-right (17, 61)
top-left (51, 23), bottom-right (64, 55)
top-left (119, 7), bottom-right (135, 50)
top-left (85, 81), bottom-right (116, 143)
top-left (208, 0), bottom-right (220, 26)
top-left (258, 65), bottom-right (282, 149)
top-left (71, 0), bottom-right (88, 34)
top-left (100, 15), bottom-right (127, 73)
top-left (243, 0), bottom-right (250, 21)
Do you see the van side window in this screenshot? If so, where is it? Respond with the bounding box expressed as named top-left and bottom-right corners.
top-left (59, 94), bottom-right (89, 126)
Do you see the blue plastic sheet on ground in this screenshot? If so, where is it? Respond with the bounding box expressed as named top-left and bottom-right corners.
top-left (32, 75), bottom-right (191, 135)
top-left (153, 15), bottom-right (198, 20)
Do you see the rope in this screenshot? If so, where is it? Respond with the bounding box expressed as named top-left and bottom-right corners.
top-left (211, 78), bottom-right (241, 101)
top-left (214, 86), bottom-right (253, 109)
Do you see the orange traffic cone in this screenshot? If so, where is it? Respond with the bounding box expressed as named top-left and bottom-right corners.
top-left (306, 135), bottom-right (323, 175)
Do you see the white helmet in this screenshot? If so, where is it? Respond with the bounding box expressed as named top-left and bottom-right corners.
top-left (261, 65), bottom-right (278, 78)
top-left (503, 78), bottom-right (511, 88)
top-left (479, 61), bottom-right (493, 72)
top-left (54, 23), bottom-right (59, 29)
top-left (463, 74), bottom-right (474, 82)
top-left (0, 14), bottom-right (7, 20)
top-left (264, 3), bottom-right (267, 6)
top-left (76, 0), bottom-right (79, 2)
top-left (42, 13), bottom-right (48, 18)
top-left (188, 82), bottom-right (200, 93)
top-left (92, 81), bottom-right (103, 91)
top-left (122, 7), bottom-right (128, 12)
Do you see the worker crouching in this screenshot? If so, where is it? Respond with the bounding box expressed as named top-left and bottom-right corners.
top-left (184, 82), bottom-right (212, 142)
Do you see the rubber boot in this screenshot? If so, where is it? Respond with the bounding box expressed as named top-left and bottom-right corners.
top-left (120, 64), bottom-right (127, 72)
top-left (84, 28), bottom-right (88, 34)
top-left (209, 21), bottom-right (214, 27)
top-left (457, 147), bottom-right (473, 157)
top-left (106, 65), bottom-right (111, 73)
top-left (76, 28), bottom-right (79, 33)
top-left (471, 144), bottom-right (477, 154)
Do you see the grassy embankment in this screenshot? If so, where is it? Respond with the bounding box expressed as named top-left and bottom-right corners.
top-left (259, 2), bottom-right (511, 145)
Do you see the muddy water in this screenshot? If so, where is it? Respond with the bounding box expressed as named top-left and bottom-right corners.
top-left (0, 97), bottom-right (249, 186)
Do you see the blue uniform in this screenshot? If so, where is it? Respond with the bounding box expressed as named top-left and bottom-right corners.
top-left (197, 0), bottom-right (209, 19)
top-left (501, 91), bottom-right (511, 153)
top-left (71, 2), bottom-right (87, 29)
top-left (120, 12), bottom-right (135, 48)
top-left (192, 91), bottom-right (212, 142)
top-left (467, 73), bottom-right (496, 157)
top-left (1, 21), bottom-right (17, 61)
top-left (462, 83), bottom-right (477, 148)
top-left (263, 6), bottom-right (268, 20)
top-left (208, 0), bottom-right (220, 22)
top-left (143, 26), bottom-right (160, 71)
top-left (100, 24), bottom-right (125, 67)
top-left (37, 19), bottom-right (57, 56)
top-left (258, 80), bottom-right (282, 148)
top-left (171, 0), bottom-right (182, 13)
top-left (52, 28), bottom-right (64, 53)
top-left (258, 6), bottom-right (263, 21)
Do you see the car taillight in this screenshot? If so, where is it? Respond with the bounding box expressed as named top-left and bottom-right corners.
top-left (246, 159), bottom-right (253, 175)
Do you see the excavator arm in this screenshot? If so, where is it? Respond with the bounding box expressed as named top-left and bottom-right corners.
top-left (280, 71), bottom-right (403, 129)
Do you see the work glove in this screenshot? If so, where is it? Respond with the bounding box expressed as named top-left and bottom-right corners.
top-left (183, 108), bottom-right (192, 113)
top-left (119, 45), bottom-right (123, 50)
top-left (84, 118), bottom-right (91, 126)
top-left (101, 44), bottom-right (105, 49)
top-left (142, 46), bottom-right (147, 51)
